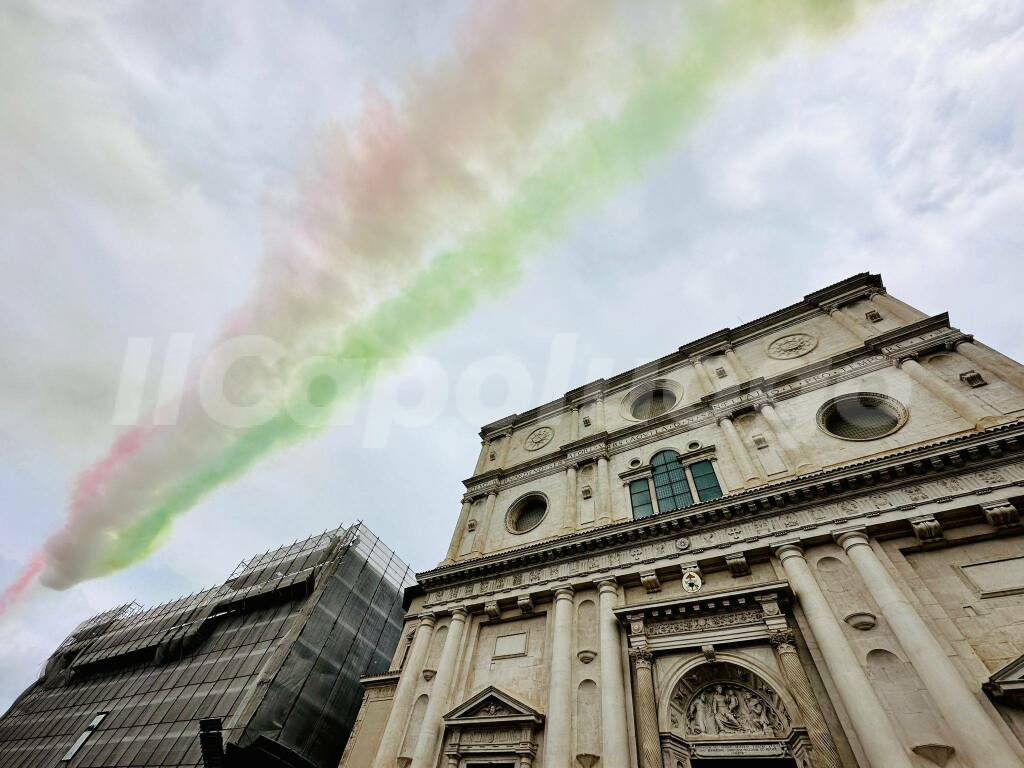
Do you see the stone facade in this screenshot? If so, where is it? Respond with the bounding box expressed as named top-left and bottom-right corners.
top-left (340, 273), bottom-right (1024, 768)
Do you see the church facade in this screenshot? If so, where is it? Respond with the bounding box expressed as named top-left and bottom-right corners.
top-left (340, 273), bottom-right (1024, 768)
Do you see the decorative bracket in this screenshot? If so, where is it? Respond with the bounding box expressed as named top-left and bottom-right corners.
top-left (910, 514), bottom-right (944, 544)
top-left (726, 553), bottom-right (751, 577)
top-left (981, 500), bottom-right (1020, 529)
top-left (640, 571), bottom-right (662, 593)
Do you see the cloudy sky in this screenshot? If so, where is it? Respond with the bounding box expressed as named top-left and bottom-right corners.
top-left (2, 0), bottom-right (1023, 710)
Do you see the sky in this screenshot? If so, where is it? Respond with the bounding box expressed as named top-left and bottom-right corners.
top-left (2, 0), bottom-right (1023, 711)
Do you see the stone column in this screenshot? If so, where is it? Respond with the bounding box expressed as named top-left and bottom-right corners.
top-left (442, 500), bottom-right (474, 564)
top-left (546, 587), bottom-right (575, 767)
top-left (897, 356), bottom-right (1000, 429)
top-left (373, 614), bottom-right (436, 768)
top-left (470, 491), bottom-right (498, 556)
top-left (718, 415), bottom-right (760, 486)
top-left (570, 406), bottom-right (580, 442)
top-left (724, 346), bottom-right (751, 382)
top-left (412, 608), bottom-right (469, 768)
top-left (597, 579), bottom-right (630, 768)
top-left (775, 544), bottom-right (914, 768)
top-left (758, 402), bottom-right (817, 474)
top-left (836, 530), bottom-right (1024, 768)
top-left (597, 455), bottom-right (612, 525)
top-left (869, 290), bottom-right (927, 323)
top-left (826, 306), bottom-right (871, 341)
top-left (562, 465), bottom-right (578, 534)
top-left (629, 648), bottom-right (663, 768)
top-left (954, 339), bottom-right (1024, 393)
top-left (692, 358), bottom-right (715, 396)
top-left (768, 629), bottom-right (841, 768)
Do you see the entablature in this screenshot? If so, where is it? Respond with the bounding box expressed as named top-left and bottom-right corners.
top-left (424, 422), bottom-right (1024, 607)
top-left (464, 315), bottom-right (968, 496)
top-left (476, 273), bottom-right (886, 443)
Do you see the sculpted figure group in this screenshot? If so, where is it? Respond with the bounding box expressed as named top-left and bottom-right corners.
top-left (685, 684), bottom-right (778, 738)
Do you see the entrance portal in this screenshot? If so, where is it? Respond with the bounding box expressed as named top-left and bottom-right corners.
top-left (690, 758), bottom-right (797, 768)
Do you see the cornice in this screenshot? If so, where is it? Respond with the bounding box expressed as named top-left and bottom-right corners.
top-left (464, 320), bottom-right (958, 492)
top-left (428, 419), bottom-right (1024, 589)
top-left (477, 274), bottom-right (884, 440)
top-left (612, 579), bottom-right (793, 622)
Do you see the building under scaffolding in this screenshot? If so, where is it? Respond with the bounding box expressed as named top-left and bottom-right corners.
top-left (0, 522), bottom-right (415, 768)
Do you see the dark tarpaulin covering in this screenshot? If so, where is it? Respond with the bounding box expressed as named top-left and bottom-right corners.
top-left (0, 523), bottom-right (413, 768)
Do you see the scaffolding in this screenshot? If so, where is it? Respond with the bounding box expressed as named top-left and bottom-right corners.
top-left (0, 522), bottom-right (414, 768)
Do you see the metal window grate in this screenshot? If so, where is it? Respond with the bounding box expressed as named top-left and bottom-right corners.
top-left (652, 450), bottom-right (693, 513)
top-left (511, 497), bottom-right (547, 532)
top-left (631, 389), bottom-right (677, 420)
top-left (825, 397), bottom-right (899, 440)
top-left (629, 479), bottom-right (654, 519)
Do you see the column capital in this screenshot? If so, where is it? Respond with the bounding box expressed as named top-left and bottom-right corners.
top-left (893, 352), bottom-right (919, 367)
top-left (553, 586), bottom-right (575, 602)
top-left (945, 333), bottom-right (974, 351)
top-left (596, 577), bottom-right (619, 594)
top-left (774, 541), bottom-right (805, 562)
top-left (768, 628), bottom-right (797, 651)
top-left (450, 606), bottom-right (469, 621)
top-left (629, 647), bottom-right (654, 666)
top-left (417, 612), bottom-right (437, 628)
top-left (834, 528), bottom-right (870, 551)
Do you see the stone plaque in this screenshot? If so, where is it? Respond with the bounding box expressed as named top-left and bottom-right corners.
top-left (693, 742), bottom-right (785, 758)
top-left (493, 631), bottom-right (528, 658)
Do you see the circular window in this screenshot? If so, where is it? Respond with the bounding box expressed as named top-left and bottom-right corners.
top-left (631, 388), bottom-right (678, 420)
top-left (621, 380), bottom-right (683, 422)
top-left (506, 494), bottom-right (548, 534)
top-left (817, 393), bottom-right (907, 441)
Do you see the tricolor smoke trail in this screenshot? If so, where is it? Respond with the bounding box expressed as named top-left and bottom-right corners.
top-left (4, 0), bottom-right (876, 605)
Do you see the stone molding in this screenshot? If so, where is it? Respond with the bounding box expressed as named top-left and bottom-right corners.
top-left (423, 423), bottom-right (1024, 602)
top-left (465, 319), bottom-right (968, 498)
top-left (476, 274), bottom-right (886, 441)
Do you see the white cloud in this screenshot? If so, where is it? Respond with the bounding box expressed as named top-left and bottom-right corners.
top-left (3, 0), bottom-right (1024, 711)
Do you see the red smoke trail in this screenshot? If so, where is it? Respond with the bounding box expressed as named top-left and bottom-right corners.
top-left (0, 554), bottom-right (44, 616)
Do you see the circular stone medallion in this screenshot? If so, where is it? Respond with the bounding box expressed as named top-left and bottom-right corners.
top-left (766, 332), bottom-right (818, 360)
top-left (524, 426), bottom-right (554, 451)
top-left (682, 570), bottom-right (703, 593)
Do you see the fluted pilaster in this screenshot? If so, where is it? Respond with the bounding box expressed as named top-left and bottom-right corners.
top-left (629, 648), bottom-right (663, 768)
top-left (769, 629), bottom-right (841, 768)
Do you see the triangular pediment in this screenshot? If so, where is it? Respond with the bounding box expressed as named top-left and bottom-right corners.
top-left (984, 653), bottom-right (1024, 703)
top-left (443, 686), bottom-right (542, 723)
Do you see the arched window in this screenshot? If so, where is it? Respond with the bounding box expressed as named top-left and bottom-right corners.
top-left (651, 450), bottom-right (693, 513)
top-left (628, 453), bottom-right (725, 519)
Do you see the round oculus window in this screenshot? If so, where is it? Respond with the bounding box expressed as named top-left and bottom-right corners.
top-left (630, 388), bottom-right (678, 420)
top-left (506, 494), bottom-right (548, 534)
top-left (817, 393), bottom-right (907, 441)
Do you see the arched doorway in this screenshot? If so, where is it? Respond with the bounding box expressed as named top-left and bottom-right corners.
top-left (664, 661), bottom-right (808, 768)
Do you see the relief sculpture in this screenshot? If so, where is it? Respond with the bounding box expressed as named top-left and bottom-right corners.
top-left (685, 684), bottom-right (781, 738)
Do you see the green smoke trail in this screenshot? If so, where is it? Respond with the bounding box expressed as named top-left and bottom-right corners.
top-left (98, 0), bottom-right (866, 574)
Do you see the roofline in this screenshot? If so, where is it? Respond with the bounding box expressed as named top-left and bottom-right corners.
top-left (479, 272), bottom-right (883, 438)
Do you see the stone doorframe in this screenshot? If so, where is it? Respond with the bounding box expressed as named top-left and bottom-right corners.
top-left (614, 579), bottom-right (836, 768)
top-left (440, 686), bottom-right (544, 768)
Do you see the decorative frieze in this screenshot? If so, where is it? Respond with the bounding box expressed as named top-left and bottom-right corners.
top-left (647, 608), bottom-right (763, 636)
top-left (423, 454), bottom-right (1024, 607)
